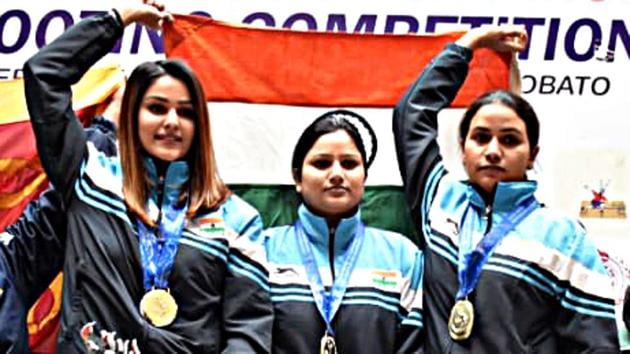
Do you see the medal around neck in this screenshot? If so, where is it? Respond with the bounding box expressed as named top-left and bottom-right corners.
top-left (136, 201), bottom-right (189, 329)
top-left (448, 299), bottom-right (474, 341)
top-left (140, 288), bottom-right (178, 327)
top-left (320, 333), bottom-right (337, 354)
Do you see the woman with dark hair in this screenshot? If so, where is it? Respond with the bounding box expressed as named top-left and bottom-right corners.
top-left (23, 1), bottom-right (272, 352)
top-left (393, 26), bottom-right (619, 353)
top-left (264, 109), bottom-right (424, 354)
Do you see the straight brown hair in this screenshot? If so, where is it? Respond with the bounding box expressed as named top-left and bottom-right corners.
top-left (118, 60), bottom-right (230, 226)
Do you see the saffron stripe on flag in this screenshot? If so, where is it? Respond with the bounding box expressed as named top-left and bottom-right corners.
top-left (164, 15), bottom-right (511, 108)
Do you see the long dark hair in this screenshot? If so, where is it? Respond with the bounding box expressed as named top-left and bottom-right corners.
top-left (119, 60), bottom-right (229, 225)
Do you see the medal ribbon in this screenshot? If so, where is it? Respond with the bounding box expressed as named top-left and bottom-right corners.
top-left (456, 196), bottom-right (538, 300)
top-left (295, 220), bottom-right (365, 336)
top-left (137, 201), bottom-right (188, 290)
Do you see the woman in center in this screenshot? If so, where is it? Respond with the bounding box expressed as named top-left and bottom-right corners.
top-left (264, 110), bottom-right (424, 354)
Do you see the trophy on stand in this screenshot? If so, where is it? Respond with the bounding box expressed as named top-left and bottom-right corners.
top-left (580, 179), bottom-right (626, 219)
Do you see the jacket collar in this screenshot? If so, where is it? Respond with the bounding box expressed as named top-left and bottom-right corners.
top-left (465, 180), bottom-right (537, 213)
top-left (143, 156), bottom-right (190, 222)
top-left (297, 204), bottom-right (361, 253)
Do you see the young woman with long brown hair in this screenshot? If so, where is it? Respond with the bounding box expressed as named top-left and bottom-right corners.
top-left (23, 1), bottom-right (272, 352)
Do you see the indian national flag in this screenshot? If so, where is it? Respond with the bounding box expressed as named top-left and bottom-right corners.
top-left (0, 66), bottom-right (124, 353)
top-left (164, 15), bottom-right (513, 241)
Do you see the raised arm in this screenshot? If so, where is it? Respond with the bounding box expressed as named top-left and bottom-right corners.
top-left (393, 26), bottom-right (527, 241)
top-left (23, 1), bottom-right (169, 201)
top-left (392, 43), bottom-right (471, 239)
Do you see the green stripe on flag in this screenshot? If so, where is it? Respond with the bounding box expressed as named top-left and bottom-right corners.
top-left (230, 184), bottom-right (419, 245)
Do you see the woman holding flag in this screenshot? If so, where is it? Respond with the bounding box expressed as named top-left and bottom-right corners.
top-left (263, 109), bottom-right (424, 354)
top-left (23, 0), bottom-right (272, 352)
top-left (393, 26), bottom-right (619, 352)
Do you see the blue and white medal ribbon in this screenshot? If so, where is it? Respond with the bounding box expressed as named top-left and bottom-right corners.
top-left (449, 196), bottom-right (538, 340)
top-left (137, 201), bottom-right (188, 327)
top-left (295, 220), bottom-right (365, 352)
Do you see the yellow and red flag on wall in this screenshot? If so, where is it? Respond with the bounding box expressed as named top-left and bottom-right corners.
top-left (0, 66), bottom-right (125, 230)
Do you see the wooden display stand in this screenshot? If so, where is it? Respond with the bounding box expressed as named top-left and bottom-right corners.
top-left (580, 201), bottom-right (627, 219)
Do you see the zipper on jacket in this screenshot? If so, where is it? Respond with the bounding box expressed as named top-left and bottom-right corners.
top-left (328, 225), bottom-right (336, 280)
top-left (483, 204), bottom-right (492, 234)
top-left (155, 175), bottom-right (165, 242)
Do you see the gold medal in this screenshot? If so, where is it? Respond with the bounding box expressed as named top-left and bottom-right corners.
top-left (448, 299), bottom-right (474, 341)
top-left (320, 333), bottom-right (337, 354)
top-left (139, 288), bottom-right (178, 327)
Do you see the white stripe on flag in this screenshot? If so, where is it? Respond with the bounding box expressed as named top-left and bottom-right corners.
top-left (209, 102), bottom-right (469, 186)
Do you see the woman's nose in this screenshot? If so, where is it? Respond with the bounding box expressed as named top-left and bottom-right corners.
top-left (163, 109), bottom-right (180, 129)
top-left (484, 138), bottom-right (502, 163)
top-left (329, 161), bottom-right (344, 183)
top-left (163, 108), bottom-right (179, 127)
